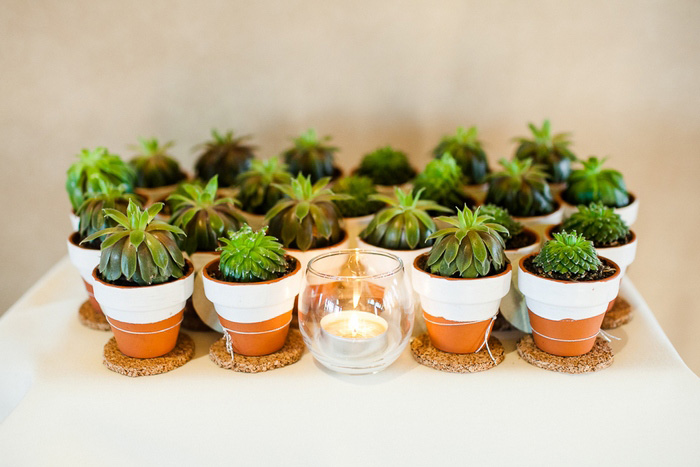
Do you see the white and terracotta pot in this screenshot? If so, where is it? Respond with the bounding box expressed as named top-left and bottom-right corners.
top-left (66, 232), bottom-right (102, 313)
top-left (92, 260), bottom-right (195, 358)
top-left (188, 251), bottom-right (222, 332)
top-left (285, 230), bottom-right (351, 274)
top-left (344, 214), bottom-right (375, 248)
top-left (512, 201), bottom-right (564, 239)
top-left (518, 253), bottom-right (622, 357)
top-left (558, 192), bottom-right (639, 227)
top-left (499, 227), bottom-right (541, 333)
top-left (202, 256), bottom-right (303, 356)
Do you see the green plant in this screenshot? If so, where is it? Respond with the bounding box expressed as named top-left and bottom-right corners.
top-left (331, 175), bottom-right (384, 218)
top-left (265, 174), bottom-right (349, 251)
top-left (433, 126), bottom-right (490, 184)
top-left (217, 225), bottom-right (289, 283)
top-left (235, 157), bottom-right (292, 215)
top-left (129, 138), bottom-right (186, 188)
top-left (514, 119), bottom-right (576, 183)
top-left (485, 158), bottom-right (554, 217)
top-left (425, 206), bottom-right (508, 278)
top-left (533, 231), bottom-right (601, 279)
top-left (561, 202), bottom-right (630, 247)
top-left (168, 176), bottom-right (246, 254)
top-left (479, 204), bottom-right (524, 239)
top-left (66, 147), bottom-right (136, 212)
top-left (563, 156), bottom-right (630, 208)
top-left (81, 200), bottom-right (186, 285)
top-left (282, 129), bottom-right (339, 183)
top-left (360, 187), bottom-right (450, 250)
top-left (355, 146), bottom-right (416, 186)
top-left (76, 181), bottom-right (142, 247)
top-left (412, 153), bottom-right (475, 212)
top-left (194, 129), bottom-right (255, 187)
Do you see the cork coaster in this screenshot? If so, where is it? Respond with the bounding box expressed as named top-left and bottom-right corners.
top-left (517, 334), bottom-right (613, 374)
top-left (410, 333), bottom-right (505, 373)
top-left (181, 299), bottom-right (213, 332)
top-left (103, 333), bottom-right (195, 377)
top-left (209, 329), bottom-right (305, 373)
top-left (602, 297), bottom-right (632, 329)
top-left (492, 311), bottom-right (512, 331)
top-left (78, 300), bottom-right (111, 331)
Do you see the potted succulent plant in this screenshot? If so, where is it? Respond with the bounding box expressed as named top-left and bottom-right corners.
top-left (518, 231), bottom-right (622, 357)
top-left (411, 206), bottom-right (512, 354)
top-left (282, 129), bottom-right (341, 183)
top-left (560, 156), bottom-right (639, 226)
top-left (194, 129), bottom-right (255, 187)
top-left (354, 146), bottom-right (416, 194)
top-left (412, 153), bottom-right (476, 214)
top-left (331, 175), bottom-right (385, 246)
top-left (234, 157), bottom-right (292, 229)
top-left (129, 137), bottom-right (187, 203)
top-left (202, 226), bottom-right (303, 356)
top-left (82, 201), bottom-right (194, 358)
top-left (433, 126), bottom-right (490, 201)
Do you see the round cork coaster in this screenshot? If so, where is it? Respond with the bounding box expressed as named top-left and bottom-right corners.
top-left (492, 311), bottom-right (513, 331)
top-left (181, 299), bottom-right (213, 332)
top-left (602, 297), bottom-right (632, 330)
top-left (103, 333), bottom-right (195, 377)
top-left (209, 329), bottom-right (305, 373)
top-left (516, 334), bottom-right (613, 374)
top-left (78, 300), bottom-right (111, 331)
top-left (410, 333), bottom-right (505, 373)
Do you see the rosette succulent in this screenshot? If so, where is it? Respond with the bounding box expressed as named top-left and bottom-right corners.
top-left (66, 147), bottom-right (136, 211)
top-left (194, 129), bottom-right (255, 187)
top-left (355, 146), bottom-right (416, 186)
top-left (533, 231), bottom-right (602, 280)
top-left (485, 158), bottom-right (554, 217)
top-left (129, 138), bottom-right (186, 188)
top-left (514, 119), bottom-right (576, 183)
top-left (433, 126), bottom-right (490, 184)
top-left (76, 181), bottom-right (142, 247)
top-left (331, 175), bottom-right (384, 218)
top-left (282, 129), bottom-right (339, 182)
top-left (81, 200), bottom-right (186, 285)
top-left (561, 202), bottom-right (630, 247)
top-left (217, 225), bottom-right (289, 283)
top-left (235, 157), bottom-right (292, 215)
top-left (563, 156), bottom-right (630, 208)
top-left (412, 153), bottom-right (475, 212)
top-left (479, 204), bottom-right (524, 240)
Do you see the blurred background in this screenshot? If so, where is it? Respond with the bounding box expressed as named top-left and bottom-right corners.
top-left (1, 1), bottom-right (698, 373)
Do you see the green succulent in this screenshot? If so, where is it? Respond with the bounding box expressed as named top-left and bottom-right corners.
top-left (331, 175), bottom-right (384, 218)
top-left (561, 202), bottom-right (630, 247)
top-left (360, 187), bottom-right (450, 250)
top-left (265, 174), bottom-right (349, 251)
top-left (217, 225), bottom-right (289, 283)
top-left (194, 129), bottom-right (255, 187)
top-left (76, 181), bottom-right (142, 247)
top-left (81, 200), bottom-right (186, 285)
top-left (66, 147), bottom-right (136, 212)
top-left (479, 204), bottom-right (524, 239)
top-left (412, 153), bottom-right (475, 212)
top-left (129, 138), bottom-right (186, 188)
top-left (282, 129), bottom-right (339, 183)
top-left (433, 126), bottom-right (490, 184)
top-left (168, 176), bottom-right (246, 254)
top-left (235, 157), bottom-right (292, 215)
top-left (534, 231), bottom-right (601, 279)
top-left (485, 158), bottom-right (554, 217)
top-left (355, 146), bottom-right (416, 186)
top-left (514, 119), bottom-right (576, 183)
top-left (563, 156), bottom-right (630, 208)
top-left (425, 206), bottom-right (508, 278)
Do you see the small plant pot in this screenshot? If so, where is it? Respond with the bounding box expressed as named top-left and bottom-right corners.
top-left (91, 260), bottom-right (195, 358)
top-left (134, 173), bottom-right (192, 207)
top-left (499, 228), bottom-right (541, 333)
top-left (375, 182), bottom-right (413, 196)
top-left (188, 251), bottom-right (222, 332)
top-left (463, 182), bottom-right (489, 203)
top-left (512, 201), bottom-right (564, 239)
top-left (69, 210), bottom-right (79, 231)
top-left (66, 232), bottom-right (102, 313)
top-left (412, 253), bottom-right (512, 354)
top-left (202, 256), bottom-right (303, 356)
top-left (517, 253), bottom-right (622, 357)
top-left (234, 208), bottom-right (266, 230)
top-left (558, 192), bottom-right (639, 227)
top-left (285, 230), bottom-right (350, 274)
top-left (548, 181), bottom-right (568, 197)
top-left (344, 214), bottom-right (376, 248)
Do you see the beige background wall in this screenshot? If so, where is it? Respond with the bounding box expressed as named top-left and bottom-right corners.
top-left (1, 1), bottom-right (698, 373)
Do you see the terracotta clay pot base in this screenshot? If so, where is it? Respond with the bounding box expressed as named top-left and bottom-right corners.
top-left (103, 333), bottom-right (194, 377)
top-left (517, 335), bottom-right (613, 374)
top-left (209, 329), bottom-right (304, 373)
top-left (181, 298), bottom-right (213, 332)
top-left (492, 311), bottom-right (512, 332)
top-left (77, 300), bottom-right (110, 331)
top-left (410, 333), bottom-right (505, 373)
top-left (602, 297), bottom-right (632, 330)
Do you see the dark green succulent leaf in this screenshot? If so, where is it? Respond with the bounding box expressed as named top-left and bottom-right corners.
top-left (194, 129), bottom-right (255, 186)
top-left (513, 119), bottom-right (575, 183)
top-left (235, 157), bottom-right (292, 214)
top-left (355, 146), bottom-right (416, 186)
top-left (76, 184), bottom-right (141, 247)
top-left (561, 202), bottom-right (630, 246)
top-left (217, 225), bottom-right (288, 282)
top-left (129, 137), bottom-right (185, 188)
top-left (534, 231), bottom-right (602, 279)
top-left (413, 153), bottom-right (476, 212)
top-left (432, 126), bottom-right (490, 184)
top-left (563, 156), bottom-right (630, 208)
top-left (66, 147), bottom-right (136, 211)
top-left (282, 129), bottom-right (338, 183)
top-left (332, 175), bottom-right (384, 218)
top-left (485, 158), bottom-right (554, 217)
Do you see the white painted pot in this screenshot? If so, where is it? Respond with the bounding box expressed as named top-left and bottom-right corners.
top-left (559, 192), bottom-right (639, 226)
top-left (499, 228), bottom-right (541, 333)
top-left (69, 211), bottom-right (80, 231)
top-left (512, 202), bottom-right (564, 239)
top-left (188, 251), bottom-right (222, 332)
top-left (344, 214), bottom-right (376, 248)
top-left (286, 230), bottom-right (350, 274)
top-left (66, 233), bottom-right (101, 286)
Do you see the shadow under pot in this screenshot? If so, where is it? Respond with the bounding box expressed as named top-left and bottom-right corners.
top-left (201, 256), bottom-right (303, 356)
top-left (67, 232), bottom-right (103, 314)
top-left (91, 260), bottom-right (195, 358)
top-left (517, 253), bottom-right (622, 357)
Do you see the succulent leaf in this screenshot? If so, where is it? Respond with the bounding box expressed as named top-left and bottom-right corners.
top-left (413, 153), bottom-right (476, 212)
top-left (66, 147), bottom-right (136, 211)
top-left (217, 225), bottom-right (289, 282)
top-left (355, 146), bottom-right (416, 186)
top-left (194, 129), bottom-right (255, 186)
top-left (563, 156), bottom-right (630, 208)
top-left (332, 175), bottom-right (384, 218)
top-left (433, 126), bottom-right (490, 184)
top-left (485, 158), bottom-right (554, 217)
top-left (534, 231), bottom-right (602, 279)
top-left (235, 157), bottom-right (292, 215)
top-left (513, 120), bottom-right (575, 183)
top-left (561, 202), bottom-right (630, 246)
top-left (76, 181), bottom-right (143, 247)
top-left (478, 204), bottom-right (524, 240)
top-left (129, 138), bottom-right (186, 188)
top-left (282, 129), bottom-right (338, 183)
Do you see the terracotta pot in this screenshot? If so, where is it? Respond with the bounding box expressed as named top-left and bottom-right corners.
top-left (66, 232), bottom-right (103, 313)
top-left (92, 260), bottom-right (195, 358)
top-left (412, 254), bottom-right (512, 354)
top-left (558, 192), bottom-right (639, 227)
top-left (518, 253), bottom-right (622, 356)
top-left (499, 227), bottom-right (541, 333)
top-left (187, 251), bottom-right (222, 332)
top-left (343, 214), bottom-right (375, 248)
top-left (512, 201), bottom-right (564, 238)
top-left (202, 256), bottom-right (303, 356)
top-left (285, 230), bottom-right (350, 274)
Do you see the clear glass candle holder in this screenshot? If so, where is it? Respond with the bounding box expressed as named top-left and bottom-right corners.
top-left (299, 249), bottom-right (414, 375)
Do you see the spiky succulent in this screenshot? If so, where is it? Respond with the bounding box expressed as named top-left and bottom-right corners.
top-left (514, 120), bottom-right (576, 183)
top-left (412, 153), bottom-right (475, 212)
top-left (282, 129), bottom-right (339, 183)
top-left (194, 129), bottom-right (255, 187)
top-left (563, 156), bottom-right (630, 208)
top-left (217, 225), bottom-right (289, 283)
top-left (129, 138), bottom-right (186, 188)
top-left (76, 181), bottom-right (142, 247)
top-left (433, 126), bottom-right (490, 184)
top-left (561, 203), bottom-right (630, 247)
top-left (355, 146), bottom-right (416, 186)
top-left (235, 157), bottom-right (292, 215)
top-left (425, 206), bottom-right (508, 278)
top-left (265, 174), bottom-right (349, 251)
top-left (360, 187), bottom-right (450, 250)
top-left (485, 158), bottom-right (554, 217)
top-left (66, 147), bottom-right (136, 211)
top-left (168, 176), bottom-right (246, 254)
top-left (331, 175), bottom-right (384, 218)
top-left (479, 204), bottom-right (524, 240)
top-left (534, 231), bottom-right (602, 279)
top-left (81, 200), bottom-right (186, 285)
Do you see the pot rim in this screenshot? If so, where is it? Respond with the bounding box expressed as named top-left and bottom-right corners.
top-left (202, 255), bottom-right (301, 286)
top-left (518, 252), bottom-right (621, 285)
top-left (68, 231), bottom-right (100, 251)
top-left (504, 226), bottom-right (540, 253)
top-left (92, 259), bottom-right (195, 289)
top-left (412, 252), bottom-right (513, 281)
top-left (283, 229), bottom-right (348, 253)
top-left (544, 224), bottom-right (637, 249)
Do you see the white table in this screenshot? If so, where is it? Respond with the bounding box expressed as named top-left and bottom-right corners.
top-left (0, 258), bottom-right (698, 466)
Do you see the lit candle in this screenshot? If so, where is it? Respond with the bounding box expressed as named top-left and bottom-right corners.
top-left (319, 311), bottom-right (388, 360)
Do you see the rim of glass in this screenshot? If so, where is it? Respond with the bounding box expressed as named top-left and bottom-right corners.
top-left (306, 249), bottom-right (404, 281)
